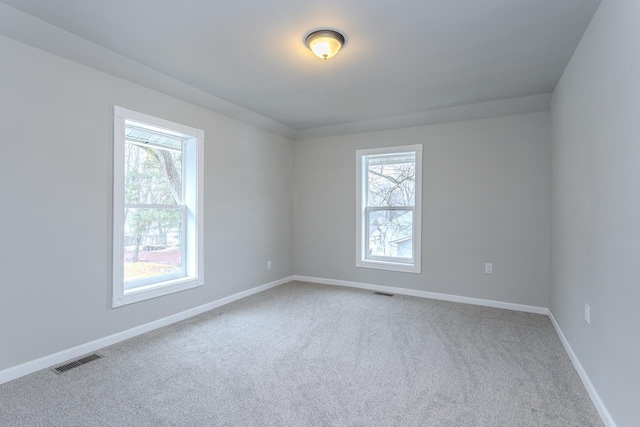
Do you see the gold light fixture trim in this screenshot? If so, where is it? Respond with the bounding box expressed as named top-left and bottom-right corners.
top-left (305, 29), bottom-right (345, 60)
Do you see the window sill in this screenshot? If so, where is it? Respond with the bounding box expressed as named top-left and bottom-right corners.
top-left (356, 260), bottom-right (421, 274)
top-left (113, 277), bottom-right (203, 307)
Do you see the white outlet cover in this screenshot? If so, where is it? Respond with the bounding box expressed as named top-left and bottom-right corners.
top-left (584, 303), bottom-right (590, 324)
top-left (267, 260), bottom-right (272, 270)
top-left (485, 263), bottom-right (493, 274)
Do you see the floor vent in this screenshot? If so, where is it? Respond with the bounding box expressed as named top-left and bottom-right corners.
top-left (51, 354), bottom-right (103, 375)
top-left (373, 291), bottom-right (394, 297)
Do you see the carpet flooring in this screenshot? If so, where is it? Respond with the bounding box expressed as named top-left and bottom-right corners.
top-left (0, 281), bottom-right (602, 426)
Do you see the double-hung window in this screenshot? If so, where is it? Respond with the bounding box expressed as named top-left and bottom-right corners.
top-left (112, 106), bottom-right (203, 307)
top-left (356, 145), bottom-right (422, 273)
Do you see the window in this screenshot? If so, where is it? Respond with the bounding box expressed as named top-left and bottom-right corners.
top-left (112, 106), bottom-right (203, 307)
top-left (356, 145), bottom-right (422, 273)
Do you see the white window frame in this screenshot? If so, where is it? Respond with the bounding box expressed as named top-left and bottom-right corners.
top-left (356, 144), bottom-right (422, 273)
top-left (112, 106), bottom-right (204, 307)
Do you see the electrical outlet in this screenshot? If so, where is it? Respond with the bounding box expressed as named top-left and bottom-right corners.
top-left (485, 263), bottom-right (493, 274)
top-left (267, 260), bottom-right (272, 270)
top-left (584, 303), bottom-right (590, 324)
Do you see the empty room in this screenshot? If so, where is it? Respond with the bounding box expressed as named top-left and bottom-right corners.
top-left (0, 0), bottom-right (637, 425)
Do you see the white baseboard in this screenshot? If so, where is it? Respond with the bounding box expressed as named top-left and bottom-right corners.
top-left (548, 311), bottom-right (616, 427)
top-left (0, 276), bottom-right (294, 385)
top-left (293, 275), bottom-right (548, 314)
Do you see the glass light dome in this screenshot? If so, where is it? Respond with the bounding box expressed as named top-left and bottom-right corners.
top-left (305, 30), bottom-right (345, 60)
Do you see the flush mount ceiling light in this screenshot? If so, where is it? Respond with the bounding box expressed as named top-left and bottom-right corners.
top-left (305, 29), bottom-right (345, 60)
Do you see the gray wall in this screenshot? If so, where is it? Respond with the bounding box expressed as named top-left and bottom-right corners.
top-left (0, 35), bottom-right (294, 371)
top-left (294, 112), bottom-right (551, 307)
top-left (550, 1), bottom-right (640, 425)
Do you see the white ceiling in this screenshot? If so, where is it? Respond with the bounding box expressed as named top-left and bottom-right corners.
top-left (1, 0), bottom-right (599, 132)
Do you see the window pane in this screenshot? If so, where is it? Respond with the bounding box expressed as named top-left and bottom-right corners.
top-left (368, 210), bottom-right (413, 259)
top-left (367, 156), bottom-right (415, 207)
top-left (124, 208), bottom-right (183, 287)
top-left (124, 142), bottom-right (182, 205)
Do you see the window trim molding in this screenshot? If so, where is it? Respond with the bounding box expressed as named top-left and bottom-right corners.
top-left (112, 106), bottom-right (204, 307)
top-left (355, 144), bottom-right (422, 274)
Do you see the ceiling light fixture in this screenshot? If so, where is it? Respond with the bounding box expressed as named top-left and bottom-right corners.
top-left (305, 29), bottom-right (345, 60)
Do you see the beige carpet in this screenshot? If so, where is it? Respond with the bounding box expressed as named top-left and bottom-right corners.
top-left (0, 281), bottom-right (602, 426)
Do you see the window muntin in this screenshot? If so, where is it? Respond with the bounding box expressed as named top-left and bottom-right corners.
top-left (113, 107), bottom-right (203, 307)
top-left (356, 145), bottom-right (422, 273)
